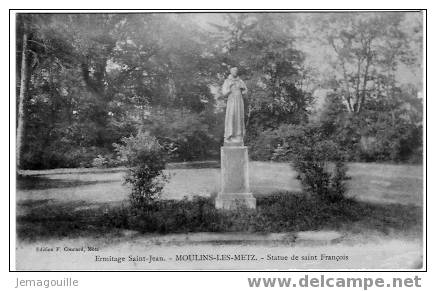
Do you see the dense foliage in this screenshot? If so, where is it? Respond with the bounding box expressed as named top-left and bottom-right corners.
top-left (317, 90), bottom-right (423, 163)
top-left (272, 124), bottom-right (349, 202)
top-left (16, 13), bottom-right (423, 169)
top-left (114, 131), bottom-right (168, 209)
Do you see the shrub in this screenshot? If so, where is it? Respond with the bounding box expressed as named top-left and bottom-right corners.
top-left (20, 144), bottom-right (118, 170)
top-left (273, 124), bottom-right (349, 202)
top-left (114, 131), bottom-right (169, 209)
top-left (316, 92), bottom-right (423, 163)
top-left (92, 155), bottom-right (108, 168)
top-left (91, 153), bottom-right (122, 168)
top-left (356, 119), bottom-right (423, 163)
top-left (17, 192), bottom-right (422, 240)
top-left (127, 196), bottom-right (229, 233)
top-left (247, 129), bottom-right (280, 161)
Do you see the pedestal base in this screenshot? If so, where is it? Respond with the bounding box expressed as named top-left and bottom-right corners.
top-left (215, 146), bottom-right (256, 210)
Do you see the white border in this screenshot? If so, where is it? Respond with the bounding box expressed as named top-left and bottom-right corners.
top-left (4, 5), bottom-right (432, 291)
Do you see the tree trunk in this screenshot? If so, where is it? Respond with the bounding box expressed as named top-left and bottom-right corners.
top-left (16, 32), bottom-right (28, 169)
top-left (339, 60), bottom-right (353, 113)
top-left (357, 58), bottom-right (371, 113)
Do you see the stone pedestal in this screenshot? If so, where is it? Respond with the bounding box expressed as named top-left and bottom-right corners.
top-left (215, 146), bottom-right (256, 209)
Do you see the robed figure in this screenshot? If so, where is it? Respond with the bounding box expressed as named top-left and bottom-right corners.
top-left (216, 67), bottom-right (256, 210)
top-left (222, 67), bottom-right (248, 145)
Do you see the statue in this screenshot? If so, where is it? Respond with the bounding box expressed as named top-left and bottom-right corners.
top-left (222, 67), bottom-right (247, 145)
top-left (216, 67), bottom-right (256, 210)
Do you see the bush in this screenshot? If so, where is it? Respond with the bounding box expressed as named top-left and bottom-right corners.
top-left (20, 143), bottom-right (122, 170)
top-left (356, 119), bottom-right (422, 163)
top-left (91, 153), bottom-right (122, 168)
top-left (247, 129), bottom-right (280, 161)
top-left (17, 192), bottom-right (422, 240)
top-left (316, 92), bottom-right (423, 163)
top-left (126, 196), bottom-right (227, 233)
top-left (273, 124), bottom-right (349, 202)
top-left (92, 155), bottom-right (108, 168)
top-left (114, 131), bottom-right (169, 209)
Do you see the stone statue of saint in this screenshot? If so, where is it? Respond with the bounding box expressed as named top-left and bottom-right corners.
top-left (217, 67), bottom-right (255, 209)
top-left (222, 67), bottom-right (248, 145)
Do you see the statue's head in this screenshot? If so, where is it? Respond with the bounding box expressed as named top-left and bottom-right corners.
top-left (230, 67), bottom-right (238, 77)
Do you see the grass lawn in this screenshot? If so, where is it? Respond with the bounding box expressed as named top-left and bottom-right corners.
top-left (17, 161), bottom-right (422, 205)
top-left (15, 161), bottom-right (423, 240)
top-left (14, 161), bottom-right (424, 270)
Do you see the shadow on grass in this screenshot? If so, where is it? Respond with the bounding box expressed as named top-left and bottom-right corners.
top-left (167, 160), bottom-right (220, 169)
top-left (17, 175), bottom-right (116, 190)
top-left (16, 192), bottom-right (422, 242)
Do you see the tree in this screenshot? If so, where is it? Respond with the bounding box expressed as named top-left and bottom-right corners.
top-left (293, 12), bottom-right (423, 162)
top-left (16, 19), bottom-right (29, 169)
top-left (301, 12), bottom-right (422, 114)
top-left (212, 13), bottom-right (312, 137)
top-left (17, 13), bottom-right (223, 168)
top-left (16, 13), bottom-right (74, 168)
top-left (17, 13), bottom-right (422, 168)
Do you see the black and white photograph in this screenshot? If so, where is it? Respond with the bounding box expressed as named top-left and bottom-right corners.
top-left (11, 10), bottom-right (425, 271)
